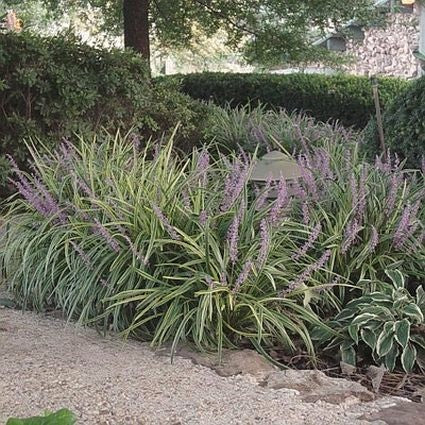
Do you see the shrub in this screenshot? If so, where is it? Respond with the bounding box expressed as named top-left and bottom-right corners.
top-left (158, 72), bottom-right (409, 129)
top-left (6, 409), bottom-right (76, 425)
top-left (0, 32), bottom-right (204, 195)
top-left (1, 126), bottom-right (423, 365)
top-left (363, 76), bottom-right (425, 169)
top-left (315, 270), bottom-right (425, 372)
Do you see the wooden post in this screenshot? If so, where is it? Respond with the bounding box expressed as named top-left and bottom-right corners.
top-left (371, 77), bottom-right (387, 158)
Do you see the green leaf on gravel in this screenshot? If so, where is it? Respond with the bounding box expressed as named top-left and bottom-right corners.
top-left (6, 409), bottom-right (76, 425)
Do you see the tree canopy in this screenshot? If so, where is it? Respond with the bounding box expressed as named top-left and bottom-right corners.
top-left (1, 0), bottom-right (378, 66)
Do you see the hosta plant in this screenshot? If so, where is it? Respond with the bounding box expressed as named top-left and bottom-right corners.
top-left (6, 409), bottom-right (76, 425)
top-left (319, 270), bottom-right (425, 372)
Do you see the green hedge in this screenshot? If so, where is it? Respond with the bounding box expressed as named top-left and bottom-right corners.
top-left (364, 76), bottom-right (425, 169)
top-left (0, 32), bottom-right (204, 195)
top-left (158, 72), bottom-right (409, 129)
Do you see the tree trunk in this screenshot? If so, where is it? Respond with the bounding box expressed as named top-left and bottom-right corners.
top-left (123, 0), bottom-right (151, 68)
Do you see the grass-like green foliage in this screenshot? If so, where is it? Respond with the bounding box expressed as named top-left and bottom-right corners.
top-left (204, 103), bottom-right (359, 155)
top-left (1, 128), bottom-right (423, 365)
top-left (316, 270), bottom-right (425, 372)
top-left (6, 409), bottom-right (76, 425)
top-left (158, 72), bottom-right (409, 129)
top-left (364, 75), bottom-right (425, 169)
top-left (0, 32), bottom-right (205, 195)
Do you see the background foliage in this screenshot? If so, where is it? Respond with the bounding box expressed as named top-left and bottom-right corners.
top-left (364, 75), bottom-right (425, 169)
top-left (0, 32), bottom-right (205, 194)
top-left (160, 72), bottom-right (409, 129)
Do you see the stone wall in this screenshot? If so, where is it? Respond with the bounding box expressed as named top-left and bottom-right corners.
top-left (344, 13), bottom-right (421, 78)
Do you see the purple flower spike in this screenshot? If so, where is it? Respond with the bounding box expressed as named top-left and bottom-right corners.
top-left (233, 261), bottom-right (253, 293)
top-left (393, 204), bottom-right (412, 249)
top-left (268, 178), bottom-right (288, 226)
top-left (293, 222), bottom-right (322, 260)
top-left (257, 219), bottom-right (270, 268)
top-left (385, 173), bottom-right (402, 216)
top-left (93, 219), bottom-right (121, 253)
top-left (152, 203), bottom-right (181, 240)
top-left (227, 213), bottom-right (240, 265)
top-left (199, 209), bottom-right (208, 227)
top-left (281, 249), bottom-right (331, 296)
top-left (70, 241), bottom-right (93, 269)
top-left (221, 158), bottom-right (249, 212)
top-left (123, 235), bottom-right (148, 265)
top-left (301, 202), bottom-right (310, 225)
top-left (196, 149), bottom-right (210, 187)
top-left (368, 226), bottom-right (379, 253)
top-left (181, 189), bottom-right (191, 210)
top-left (341, 219), bottom-right (361, 254)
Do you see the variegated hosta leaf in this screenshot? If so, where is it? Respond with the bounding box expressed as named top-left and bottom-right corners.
top-left (340, 344), bottom-right (356, 366)
top-left (393, 319), bottom-right (410, 348)
top-left (416, 286), bottom-right (425, 308)
top-left (376, 322), bottom-right (394, 357)
top-left (403, 303), bottom-right (424, 324)
top-left (384, 344), bottom-right (399, 372)
top-left (351, 312), bottom-right (379, 326)
top-left (347, 323), bottom-right (359, 344)
top-left (401, 343), bottom-right (417, 373)
top-left (361, 327), bottom-right (378, 351)
top-left (384, 269), bottom-right (405, 289)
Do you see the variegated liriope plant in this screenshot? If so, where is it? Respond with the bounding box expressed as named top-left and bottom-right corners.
top-left (317, 270), bottom-right (425, 372)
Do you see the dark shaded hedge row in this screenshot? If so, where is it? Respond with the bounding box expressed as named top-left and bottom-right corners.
top-left (0, 33), bottom-right (205, 194)
top-left (158, 72), bottom-right (409, 129)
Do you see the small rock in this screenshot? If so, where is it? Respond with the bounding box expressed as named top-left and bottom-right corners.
top-left (264, 370), bottom-right (374, 404)
top-left (362, 401), bottom-right (425, 425)
top-left (176, 348), bottom-right (277, 377)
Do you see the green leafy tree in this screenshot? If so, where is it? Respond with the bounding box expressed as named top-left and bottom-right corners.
top-left (1, 0), bottom-right (377, 68)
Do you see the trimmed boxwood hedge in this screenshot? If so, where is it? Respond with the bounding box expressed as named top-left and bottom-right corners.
top-left (158, 72), bottom-right (409, 129)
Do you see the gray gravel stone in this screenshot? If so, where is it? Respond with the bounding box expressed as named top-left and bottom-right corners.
top-left (0, 309), bottom-right (405, 424)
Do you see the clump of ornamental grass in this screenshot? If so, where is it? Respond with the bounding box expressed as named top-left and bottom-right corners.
top-left (0, 131), bottom-right (334, 359)
top-left (0, 127), bottom-right (423, 366)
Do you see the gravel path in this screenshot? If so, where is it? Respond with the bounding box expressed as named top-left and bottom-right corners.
top-left (0, 308), bottom-right (395, 425)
